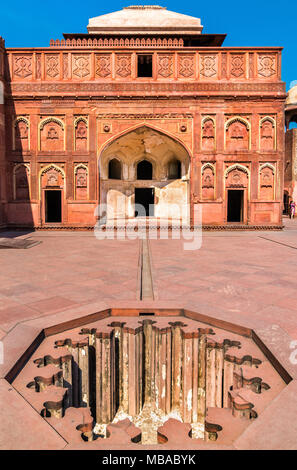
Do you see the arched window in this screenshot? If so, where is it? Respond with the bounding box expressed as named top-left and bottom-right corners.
top-left (137, 160), bottom-right (153, 180)
top-left (108, 158), bottom-right (121, 180)
top-left (168, 159), bottom-right (181, 179)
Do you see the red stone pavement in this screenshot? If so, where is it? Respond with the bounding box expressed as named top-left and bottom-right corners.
top-left (0, 217), bottom-right (297, 450)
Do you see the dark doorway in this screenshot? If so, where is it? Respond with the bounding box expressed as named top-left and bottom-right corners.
top-left (45, 190), bottom-right (62, 223)
top-left (137, 55), bottom-right (153, 78)
top-left (108, 158), bottom-right (121, 179)
top-left (227, 190), bottom-right (243, 222)
top-left (137, 160), bottom-right (153, 180)
top-left (135, 188), bottom-right (154, 217)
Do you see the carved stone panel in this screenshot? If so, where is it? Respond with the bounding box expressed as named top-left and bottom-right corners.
top-left (75, 165), bottom-right (88, 200)
top-left (257, 55), bottom-right (277, 78)
top-left (75, 119), bottom-right (88, 151)
top-left (260, 119), bottom-right (275, 151)
top-left (178, 55), bottom-right (195, 78)
top-left (226, 119), bottom-right (249, 151)
top-left (13, 55), bottom-right (32, 79)
top-left (259, 165), bottom-right (274, 200)
top-left (201, 164), bottom-right (215, 200)
top-left (72, 55), bottom-right (91, 79)
top-left (45, 55), bottom-right (60, 80)
top-left (41, 165), bottom-right (64, 189)
top-left (226, 166), bottom-right (249, 188)
top-left (116, 55), bottom-right (131, 78)
top-left (14, 118), bottom-right (29, 151)
top-left (96, 55), bottom-right (112, 78)
top-left (14, 164), bottom-right (30, 200)
top-left (157, 55), bottom-right (174, 78)
top-left (200, 55), bottom-right (218, 79)
top-left (230, 55), bottom-right (245, 78)
top-left (202, 118), bottom-right (215, 151)
top-left (40, 119), bottom-right (64, 152)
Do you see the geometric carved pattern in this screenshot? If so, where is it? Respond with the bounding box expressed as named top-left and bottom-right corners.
top-left (96, 55), bottom-right (112, 78)
top-left (178, 55), bottom-right (194, 78)
top-left (116, 55), bottom-right (131, 78)
top-left (13, 56), bottom-right (32, 79)
top-left (72, 55), bottom-right (90, 78)
top-left (230, 55), bottom-right (245, 78)
top-left (158, 55), bottom-right (174, 78)
top-left (46, 55), bottom-right (59, 79)
top-left (258, 55), bottom-right (276, 78)
top-left (200, 55), bottom-right (217, 78)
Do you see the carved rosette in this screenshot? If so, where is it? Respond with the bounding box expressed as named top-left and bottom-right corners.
top-left (158, 55), bottom-right (174, 78)
top-left (178, 55), bottom-right (194, 78)
top-left (116, 55), bottom-right (131, 78)
top-left (96, 55), bottom-right (112, 78)
top-left (13, 55), bottom-right (32, 79)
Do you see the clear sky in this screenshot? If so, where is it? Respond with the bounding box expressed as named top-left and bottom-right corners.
top-left (0, 1), bottom-right (296, 89)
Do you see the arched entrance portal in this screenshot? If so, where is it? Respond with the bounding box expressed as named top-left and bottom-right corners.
top-left (99, 126), bottom-right (190, 222)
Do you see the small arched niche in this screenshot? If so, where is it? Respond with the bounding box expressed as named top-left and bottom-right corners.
top-left (168, 159), bottom-right (181, 179)
top-left (108, 158), bottom-right (122, 180)
top-left (137, 160), bottom-right (153, 180)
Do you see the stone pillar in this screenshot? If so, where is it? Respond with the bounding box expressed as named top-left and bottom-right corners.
top-left (170, 322), bottom-right (184, 412)
top-left (95, 331), bottom-right (115, 424)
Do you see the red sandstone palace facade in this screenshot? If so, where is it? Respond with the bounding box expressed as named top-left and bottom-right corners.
top-left (0, 6), bottom-right (286, 229)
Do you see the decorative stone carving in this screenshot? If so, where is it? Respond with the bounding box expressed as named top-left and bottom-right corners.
top-left (75, 165), bottom-right (88, 200)
top-left (200, 55), bottom-right (217, 78)
top-left (96, 55), bottom-right (112, 78)
top-left (259, 164), bottom-right (274, 200)
top-left (225, 165), bottom-right (249, 188)
top-left (73, 55), bottom-right (90, 78)
top-left (46, 55), bottom-right (59, 79)
top-left (201, 164), bottom-right (215, 200)
top-left (75, 118), bottom-right (88, 151)
top-left (260, 118), bottom-right (275, 150)
top-left (40, 118), bottom-right (64, 151)
top-left (116, 55), bottom-right (131, 78)
top-left (226, 118), bottom-right (249, 150)
top-left (41, 165), bottom-right (64, 189)
top-left (63, 54), bottom-right (69, 79)
top-left (258, 55), bottom-right (276, 78)
top-left (14, 117), bottom-right (29, 151)
top-left (13, 56), bottom-right (32, 79)
top-left (36, 54), bottom-right (41, 79)
top-left (230, 55), bottom-right (245, 78)
top-left (202, 118), bottom-right (215, 151)
top-left (158, 55), bottom-right (174, 78)
top-left (14, 164), bottom-right (30, 200)
top-left (178, 55), bottom-right (194, 78)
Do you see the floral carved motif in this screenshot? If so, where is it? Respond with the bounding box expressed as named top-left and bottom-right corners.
top-left (13, 56), bottom-right (32, 79)
top-left (178, 55), bottom-right (194, 78)
top-left (202, 164), bottom-right (215, 201)
top-left (46, 55), bottom-right (59, 78)
top-left (116, 55), bottom-right (131, 78)
top-left (40, 119), bottom-right (64, 151)
top-left (73, 56), bottom-right (90, 78)
top-left (75, 165), bottom-right (88, 200)
top-left (41, 166), bottom-right (64, 189)
top-left (200, 55), bottom-right (217, 78)
top-left (158, 55), bottom-right (174, 78)
top-left (258, 55), bottom-right (276, 78)
top-left (96, 55), bottom-right (111, 78)
top-left (226, 166), bottom-right (249, 188)
top-left (226, 119), bottom-right (249, 150)
top-left (259, 165), bottom-right (275, 200)
top-left (230, 55), bottom-right (245, 78)
top-left (75, 119), bottom-right (88, 151)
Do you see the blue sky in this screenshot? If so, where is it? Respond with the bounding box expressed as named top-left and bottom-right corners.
top-left (0, 1), bottom-right (296, 89)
